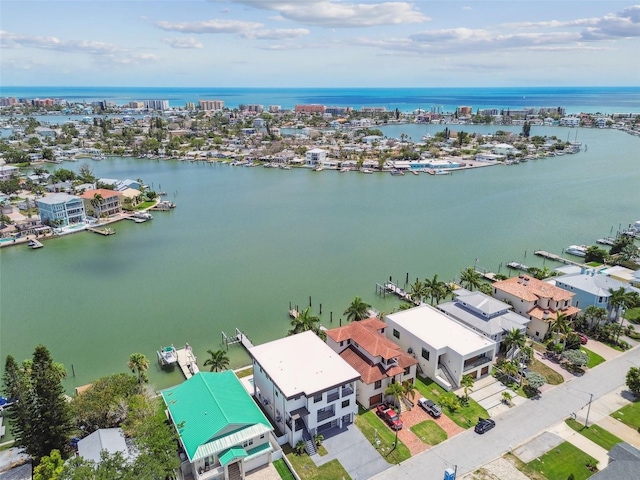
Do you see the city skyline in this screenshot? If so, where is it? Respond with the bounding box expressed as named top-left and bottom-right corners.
top-left (1, 1), bottom-right (639, 88)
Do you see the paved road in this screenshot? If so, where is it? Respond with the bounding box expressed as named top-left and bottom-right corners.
top-left (372, 345), bottom-right (640, 480)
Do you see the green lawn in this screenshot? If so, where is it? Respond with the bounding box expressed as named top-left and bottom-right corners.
top-left (580, 347), bottom-right (605, 368)
top-left (355, 407), bottom-right (411, 464)
top-left (611, 401), bottom-right (640, 430)
top-left (273, 458), bottom-right (296, 480)
top-left (234, 367), bottom-right (253, 378)
top-left (415, 376), bottom-right (489, 429)
top-left (284, 445), bottom-right (352, 480)
top-left (135, 200), bottom-right (156, 210)
top-left (521, 441), bottom-right (597, 480)
top-left (410, 420), bottom-right (447, 446)
top-left (528, 359), bottom-right (564, 385)
top-left (626, 307), bottom-right (640, 323)
top-left (565, 418), bottom-right (623, 451)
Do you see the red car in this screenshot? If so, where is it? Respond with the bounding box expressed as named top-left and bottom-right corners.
top-left (376, 404), bottom-right (403, 430)
top-left (579, 333), bottom-right (588, 345)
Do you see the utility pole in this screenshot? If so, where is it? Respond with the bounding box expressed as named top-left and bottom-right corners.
top-left (584, 393), bottom-right (593, 427)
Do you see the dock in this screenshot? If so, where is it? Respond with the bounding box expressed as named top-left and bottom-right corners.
top-left (596, 237), bottom-right (616, 246)
top-left (176, 345), bottom-right (199, 380)
top-left (289, 309), bottom-right (299, 319)
top-left (534, 250), bottom-right (582, 266)
top-left (507, 262), bottom-right (530, 272)
top-left (474, 266), bottom-right (497, 281)
top-left (375, 281), bottom-right (413, 302)
top-left (86, 226), bottom-right (116, 236)
top-left (223, 328), bottom-right (255, 352)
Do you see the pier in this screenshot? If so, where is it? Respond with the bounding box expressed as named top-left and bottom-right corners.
top-left (474, 266), bottom-right (497, 281)
top-left (534, 250), bottom-right (582, 266)
top-left (375, 281), bottom-right (413, 302)
top-left (86, 226), bottom-right (116, 236)
top-left (223, 328), bottom-right (255, 352)
top-left (176, 345), bottom-right (199, 380)
top-left (507, 261), bottom-right (530, 272)
top-left (596, 237), bottom-right (616, 246)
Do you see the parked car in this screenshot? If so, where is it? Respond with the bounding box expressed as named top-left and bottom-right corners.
top-left (376, 404), bottom-right (403, 430)
top-left (579, 333), bottom-right (588, 345)
top-left (418, 397), bottom-right (442, 418)
top-left (474, 418), bottom-right (495, 434)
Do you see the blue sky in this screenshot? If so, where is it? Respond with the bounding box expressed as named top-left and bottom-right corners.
top-left (1, 1), bottom-right (639, 87)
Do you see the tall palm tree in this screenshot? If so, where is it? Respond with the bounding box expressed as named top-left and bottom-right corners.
top-left (502, 328), bottom-right (526, 360)
top-left (409, 280), bottom-right (425, 305)
top-left (402, 380), bottom-right (418, 405)
top-left (460, 374), bottom-right (474, 400)
top-left (583, 305), bottom-right (607, 330)
top-left (203, 349), bottom-right (230, 372)
top-left (384, 381), bottom-right (404, 409)
top-left (549, 312), bottom-right (571, 351)
top-left (127, 353), bottom-right (149, 384)
top-left (90, 193), bottom-right (104, 219)
top-left (424, 274), bottom-right (445, 305)
top-left (343, 296), bottom-right (371, 322)
top-left (459, 267), bottom-right (481, 291)
top-left (288, 307), bottom-right (326, 340)
top-left (607, 287), bottom-right (627, 323)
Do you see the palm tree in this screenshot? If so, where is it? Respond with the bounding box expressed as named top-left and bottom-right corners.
top-left (402, 380), bottom-right (418, 405)
top-left (460, 374), bottom-right (474, 400)
top-left (549, 312), bottom-right (571, 351)
top-left (203, 349), bottom-right (230, 372)
top-left (502, 328), bottom-right (526, 360)
top-left (90, 193), bottom-right (104, 219)
top-left (459, 267), bottom-right (481, 291)
top-left (501, 361), bottom-right (519, 385)
top-left (384, 381), bottom-right (404, 409)
top-left (583, 305), bottom-right (607, 331)
top-left (424, 274), bottom-right (445, 305)
top-left (343, 296), bottom-right (371, 322)
top-left (502, 391), bottom-right (513, 406)
top-left (127, 353), bottom-right (149, 384)
top-left (409, 280), bottom-right (425, 305)
top-left (607, 287), bottom-right (627, 323)
top-left (288, 307), bottom-right (326, 340)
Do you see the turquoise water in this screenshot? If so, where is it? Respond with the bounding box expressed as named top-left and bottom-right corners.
top-left (1, 126), bottom-right (639, 394)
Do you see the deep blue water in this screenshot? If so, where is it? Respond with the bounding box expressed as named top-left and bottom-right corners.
top-left (1, 86), bottom-right (639, 113)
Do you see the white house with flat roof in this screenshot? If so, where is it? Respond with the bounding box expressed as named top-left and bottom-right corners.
top-left (385, 305), bottom-right (497, 391)
top-left (304, 148), bottom-right (328, 167)
top-left (249, 331), bottom-right (359, 453)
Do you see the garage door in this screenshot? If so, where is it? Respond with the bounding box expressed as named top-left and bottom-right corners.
top-left (369, 393), bottom-right (382, 407)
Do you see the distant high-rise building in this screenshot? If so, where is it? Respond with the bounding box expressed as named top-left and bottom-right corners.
top-left (143, 100), bottom-right (169, 110)
top-left (269, 105), bottom-right (281, 113)
top-left (198, 99), bottom-right (224, 111)
top-left (457, 106), bottom-right (473, 116)
top-left (294, 104), bottom-right (325, 114)
top-left (245, 104), bottom-right (264, 113)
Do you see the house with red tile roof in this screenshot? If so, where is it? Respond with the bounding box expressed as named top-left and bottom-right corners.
top-left (492, 275), bottom-right (581, 341)
top-left (79, 188), bottom-right (123, 219)
top-left (326, 318), bottom-right (418, 408)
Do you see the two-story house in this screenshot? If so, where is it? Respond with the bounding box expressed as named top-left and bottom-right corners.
top-left (304, 148), bottom-right (328, 167)
top-left (162, 371), bottom-right (277, 480)
top-left (438, 289), bottom-right (529, 347)
top-left (37, 193), bottom-right (86, 227)
top-left (79, 188), bottom-right (123, 218)
top-left (492, 275), bottom-right (581, 341)
top-left (384, 305), bottom-right (497, 391)
top-left (249, 331), bottom-right (359, 453)
top-left (326, 317), bottom-right (418, 409)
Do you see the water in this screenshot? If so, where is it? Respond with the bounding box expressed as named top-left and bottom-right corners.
top-left (1, 126), bottom-right (639, 395)
top-left (1, 86), bottom-right (639, 113)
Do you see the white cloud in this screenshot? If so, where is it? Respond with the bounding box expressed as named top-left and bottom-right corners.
top-left (241, 28), bottom-right (309, 40)
top-left (155, 19), bottom-right (263, 34)
top-left (234, 0), bottom-right (429, 27)
top-left (163, 37), bottom-right (204, 49)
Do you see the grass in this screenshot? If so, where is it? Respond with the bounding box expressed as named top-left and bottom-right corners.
top-left (611, 400), bottom-right (640, 430)
top-left (273, 458), bottom-right (296, 480)
top-left (580, 347), bottom-right (605, 368)
top-left (626, 307), bottom-right (640, 323)
top-left (528, 358), bottom-right (564, 385)
top-left (414, 376), bottom-right (489, 429)
top-left (520, 441), bottom-right (597, 480)
top-left (135, 200), bottom-right (155, 210)
top-left (234, 367), bottom-right (253, 378)
top-left (586, 262), bottom-right (602, 267)
top-left (410, 420), bottom-right (447, 446)
top-left (355, 406), bottom-right (411, 464)
top-left (565, 418), bottom-right (623, 451)
top-left (284, 445), bottom-right (352, 480)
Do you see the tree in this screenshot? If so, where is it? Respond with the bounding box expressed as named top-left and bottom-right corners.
top-left (203, 349), bottom-right (230, 372)
top-left (424, 274), bottom-right (445, 305)
top-left (522, 121), bottom-right (531, 138)
top-left (608, 287), bottom-right (628, 323)
top-left (561, 349), bottom-right (588, 369)
top-left (409, 279), bottom-right (425, 305)
top-left (626, 366), bottom-right (640, 397)
top-left (2, 346), bottom-right (74, 462)
top-left (582, 305), bottom-right (607, 330)
top-left (90, 193), bottom-right (104, 219)
top-left (343, 296), bottom-right (371, 322)
top-left (584, 245), bottom-right (607, 264)
top-left (502, 391), bottom-right (513, 406)
top-left (402, 380), bottom-right (417, 405)
top-left (288, 306), bottom-right (325, 340)
top-left (525, 371), bottom-right (546, 390)
top-left (549, 312), bottom-right (572, 351)
top-left (34, 449), bottom-right (65, 480)
top-left (295, 440), bottom-right (306, 455)
top-left (127, 353), bottom-right (149, 384)
top-left (384, 381), bottom-right (404, 409)
top-left (77, 163), bottom-right (95, 183)
top-left (503, 329), bottom-right (526, 359)
top-left (460, 374), bottom-right (474, 400)
top-left (459, 267), bottom-right (481, 291)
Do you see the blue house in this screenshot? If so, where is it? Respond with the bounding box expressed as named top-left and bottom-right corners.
top-left (37, 193), bottom-right (86, 227)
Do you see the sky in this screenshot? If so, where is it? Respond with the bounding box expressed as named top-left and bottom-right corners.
top-left (1, 0), bottom-right (640, 87)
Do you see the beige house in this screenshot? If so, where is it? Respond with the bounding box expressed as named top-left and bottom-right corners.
top-left (492, 275), bottom-right (581, 341)
top-left (79, 189), bottom-right (123, 218)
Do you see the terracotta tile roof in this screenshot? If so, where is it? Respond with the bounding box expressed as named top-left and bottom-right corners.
top-left (493, 276), bottom-right (574, 302)
top-left (339, 346), bottom-right (406, 384)
top-left (327, 318), bottom-right (401, 359)
top-left (528, 305), bottom-right (581, 321)
top-left (79, 188), bottom-right (123, 199)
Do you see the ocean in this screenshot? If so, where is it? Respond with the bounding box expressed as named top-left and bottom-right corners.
top-left (1, 86), bottom-right (639, 114)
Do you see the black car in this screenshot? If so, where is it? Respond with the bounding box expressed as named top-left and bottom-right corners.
top-left (474, 418), bottom-right (495, 434)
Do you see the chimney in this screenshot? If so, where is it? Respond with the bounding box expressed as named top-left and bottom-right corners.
top-left (543, 310), bottom-right (549, 319)
top-left (524, 277), bottom-right (530, 286)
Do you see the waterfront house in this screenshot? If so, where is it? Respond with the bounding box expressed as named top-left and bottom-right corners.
top-left (37, 193), bottom-right (86, 227)
top-left (326, 318), bottom-right (418, 408)
top-left (492, 276), bottom-right (581, 341)
top-left (305, 148), bottom-right (328, 167)
top-left (553, 269), bottom-right (640, 316)
top-left (249, 331), bottom-right (359, 453)
top-left (77, 428), bottom-right (131, 465)
top-left (79, 189), bottom-right (123, 219)
top-left (438, 289), bottom-right (529, 347)
top-left (0, 165), bottom-right (19, 182)
top-left (161, 371), bottom-right (277, 480)
top-left (384, 305), bottom-right (497, 391)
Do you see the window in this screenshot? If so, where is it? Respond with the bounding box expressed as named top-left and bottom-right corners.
top-left (393, 329), bottom-right (400, 339)
top-left (242, 439), bottom-right (254, 447)
top-left (374, 380), bottom-right (382, 389)
top-left (342, 399), bottom-right (350, 408)
top-left (340, 341), bottom-right (344, 347)
top-left (421, 348), bottom-right (430, 361)
top-left (404, 367), bottom-right (410, 375)
top-left (314, 393), bottom-right (322, 403)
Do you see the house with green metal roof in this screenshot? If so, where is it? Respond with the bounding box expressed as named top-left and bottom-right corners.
top-left (161, 371), bottom-right (276, 480)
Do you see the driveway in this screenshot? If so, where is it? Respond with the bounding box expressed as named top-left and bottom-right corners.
top-left (465, 377), bottom-right (522, 417)
top-left (311, 423), bottom-right (389, 480)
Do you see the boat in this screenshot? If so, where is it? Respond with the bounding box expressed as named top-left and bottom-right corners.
top-left (314, 166), bottom-right (324, 172)
top-left (28, 239), bottom-right (44, 249)
top-left (132, 211), bottom-right (153, 221)
top-left (623, 221), bottom-right (640, 238)
top-left (390, 169), bottom-right (404, 176)
top-left (360, 168), bottom-right (374, 174)
top-left (434, 169), bottom-right (452, 175)
top-left (157, 345), bottom-right (178, 367)
top-left (565, 245), bottom-right (588, 257)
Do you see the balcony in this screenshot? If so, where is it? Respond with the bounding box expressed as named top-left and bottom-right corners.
top-left (317, 407), bottom-right (335, 423)
top-left (341, 385), bottom-right (354, 397)
top-left (463, 355), bottom-right (492, 372)
top-left (327, 391), bottom-right (340, 403)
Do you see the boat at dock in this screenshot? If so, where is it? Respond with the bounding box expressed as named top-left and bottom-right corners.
top-left (157, 345), bottom-right (178, 368)
top-left (564, 245), bottom-right (588, 257)
top-left (390, 169), bottom-right (404, 176)
top-left (434, 169), bottom-right (452, 175)
top-left (28, 239), bottom-right (44, 249)
top-left (151, 200), bottom-right (176, 211)
top-left (131, 211), bottom-right (153, 222)
top-left (507, 261), bottom-right (530, 271)
top-left (596, 237), bottom-right (616, 246)
top-left (360, 168), bottom-right (374, 174)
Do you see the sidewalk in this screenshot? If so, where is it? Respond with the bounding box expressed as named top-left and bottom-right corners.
top-left (548, 422), bottom-right (609, 469)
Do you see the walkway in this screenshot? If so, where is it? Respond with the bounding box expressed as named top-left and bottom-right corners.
top-left (548, 422), bottom-right (609, 469)
top-left (395, 405), bottom-right (465, 456)
top-left (460, 376), bottom-right (523, 417)
top-left (583, 338), bottom-right (622, 361)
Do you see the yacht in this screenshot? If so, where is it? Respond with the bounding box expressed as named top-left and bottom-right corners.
top-left (157, 345), bottom-right (178, 367)
top-left (565, 245), bottom-right (588, 257)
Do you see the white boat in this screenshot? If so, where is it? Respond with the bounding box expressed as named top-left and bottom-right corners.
top-left (132, 211), bottom-right (153, 220)
top-left (624, 221), bottom-right (640, 238)
top-left (28, 239), bottom-right (44, 249)
top-left (434, 169), bottom-right (452, 175)
top-left (360, 168), bottom-right (374, 174)
top-left (390, 169), bottom-right (404, 176)
top-left (565, 245), bottom-right (588, 257)
top-left (157, 345), bottom-right (178, 367)
top-left (314, 166), bottom-right (324, 172)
